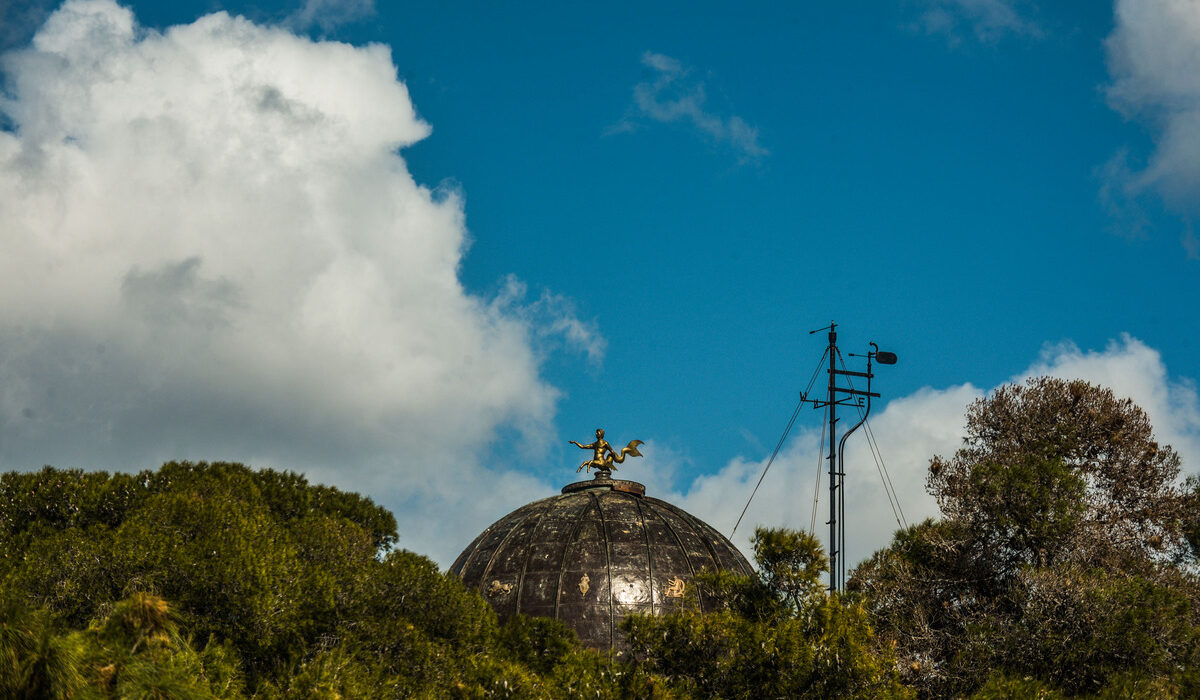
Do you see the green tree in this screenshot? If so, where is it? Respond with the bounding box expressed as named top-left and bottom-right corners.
top-left (0, 463), bottom-right (404, 681)
top-left (497, 615), bottom-right (576, 676)
top-left (853, 378), bottom-right (1200, 698)
top-left (0, 596), bottom-right (86, 699)
top-left (623, 527), bottom-right (913, 699)
top-left (0, 461), bottom-right (642, 697)
top-left (0, 592), bottom-right (244, 699)
top-left (927, 377), bottom-right (1190, 569)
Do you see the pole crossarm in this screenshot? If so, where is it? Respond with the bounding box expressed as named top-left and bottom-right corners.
top-left (813, 323), bottom-right (897, 593)
top-left (730, 323), bottom-right (899, 592)
top-left (801, 396), bottom-right (868, 408)
top-left (833, 387), bottom-right (880, 397)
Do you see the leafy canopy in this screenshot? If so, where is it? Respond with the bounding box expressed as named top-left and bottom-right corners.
top-left (623, 527), bottom-right (914, 699)
top-left (0, 462), bottom-right (660, 697)
top-left (853, 377), bottom-right (1200, 698)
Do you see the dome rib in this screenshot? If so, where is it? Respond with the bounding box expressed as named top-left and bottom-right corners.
top-left (553, 493), bottom-right (597, 619)
top-left (478, 502), bottom-right (542, 598)
top-left (594, 490), bottom-right (616, 649)
top-left (644, 499), bottom-right (698, 579)
top-left (450, 477), bottom-right (753, 651)
top-left (673, 500), bottom-right (722, 574)
top-left (513, 502), bottom-right (548, 616)
top-left (634, 496), bottom-right (656, 607)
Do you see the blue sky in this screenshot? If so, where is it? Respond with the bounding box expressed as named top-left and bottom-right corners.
top-left (2, 0), bottom-right (1199, 566)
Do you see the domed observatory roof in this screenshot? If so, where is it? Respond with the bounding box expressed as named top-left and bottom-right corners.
top-left (450, 472), bottom-right (753, 650)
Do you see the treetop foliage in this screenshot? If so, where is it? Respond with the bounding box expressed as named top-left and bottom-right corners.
top-left (5, 461), bottom-right (904, 698)
top-left (929, 377), bottom-right (1189, 568)
top-left (855, 377), bottom-right (1200, 698)
top-left (623, 527), bottom-right (913, 699)
top-left (0, 461), bottom-right (398, 551)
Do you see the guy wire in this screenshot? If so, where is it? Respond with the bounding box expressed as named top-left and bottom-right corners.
top-left (732, 348), bottom-right (828, 537)
top-left (808, 402), bottom-right (828, 535)
top-left (836, 350), bottom-right (905, 530)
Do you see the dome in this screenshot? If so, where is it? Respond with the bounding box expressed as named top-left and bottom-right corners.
top-left (449, 475), bottom-right (754, 650)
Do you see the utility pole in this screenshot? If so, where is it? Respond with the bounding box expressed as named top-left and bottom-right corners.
top-left (803, 322), bottom-right (897, 592)
top-left (826, 324), bottom-right (839, 593)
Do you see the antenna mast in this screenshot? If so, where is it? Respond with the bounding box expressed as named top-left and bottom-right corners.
top-left (803, 321), bottom-right (897, 591)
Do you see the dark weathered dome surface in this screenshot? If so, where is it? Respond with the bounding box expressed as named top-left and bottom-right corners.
top-left (449, 476), bottom-right (753, 650)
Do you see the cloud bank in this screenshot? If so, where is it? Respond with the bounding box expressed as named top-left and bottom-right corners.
top-left (611, 52), bottom-right (767, 162)
top-left (652, 335), bottom-right (1200, 571)
top-left (0, 0), bottom-right (598, 565)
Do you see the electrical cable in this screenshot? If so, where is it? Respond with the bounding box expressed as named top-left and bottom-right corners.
top-left (731, 398), bottom-right (803, 537)
top-left (732, 348), bottom-right (828, 537)
top-left (869, 424), bottom-right (905, 529)
top-left (808, 402), bottom-right (828, 535)
top-left (864, 423), bottom-right (903, 529)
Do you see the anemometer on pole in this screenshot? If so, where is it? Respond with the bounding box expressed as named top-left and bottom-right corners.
top-left (801, 322), bottom-right (897, 592)
top-left (732, 320), bottom-right (900, 593)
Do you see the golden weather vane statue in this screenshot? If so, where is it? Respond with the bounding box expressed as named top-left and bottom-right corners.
top-left (570, 428), bottom-right (644, 475)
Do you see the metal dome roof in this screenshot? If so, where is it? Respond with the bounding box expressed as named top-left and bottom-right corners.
top-left (449, 476), bottom-right (754, 650)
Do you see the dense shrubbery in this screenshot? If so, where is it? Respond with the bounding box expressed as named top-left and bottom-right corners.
top-left (2, 377), bottom-right (1198, 698)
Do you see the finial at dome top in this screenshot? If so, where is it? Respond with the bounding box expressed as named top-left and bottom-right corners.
top-left (568, 427), bottom-right (644, 480)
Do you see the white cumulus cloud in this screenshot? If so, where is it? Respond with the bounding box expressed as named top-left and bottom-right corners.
top-left (0, 0), bottom-right (594, 565)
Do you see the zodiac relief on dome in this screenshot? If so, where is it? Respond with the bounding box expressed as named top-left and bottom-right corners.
top-left (570, 428), bottom-right (644, 475)
top-left (487, 580), bottom-right (514, 597)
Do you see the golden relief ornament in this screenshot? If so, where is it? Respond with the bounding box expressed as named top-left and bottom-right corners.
top-left (487, 580), bottom-right (514, 597)
top-left (570, 428), bottom-right (644, 474)
top-left (664, 576), bottom-right (686, 598)
top-left (578, 573), bottom-right (590, 595)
